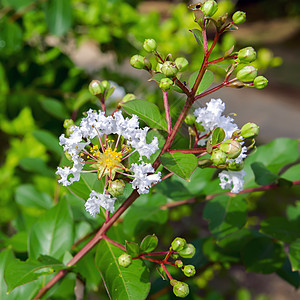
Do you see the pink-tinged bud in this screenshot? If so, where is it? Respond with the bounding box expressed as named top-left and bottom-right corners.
top-left (232, 11), bottom-right (246, 25)
top-left (238, 47), bottom-right (256, 63)
top-left (219, 139), bottom-right (242, 159)
top-left (161, 61), bottom-right (179, 77)
top-left (159, 78), bottom-right (173, 91)
top-left (241, 122), bottom-right (259, 138)
top-left (183, 265), bottom-right (196, 277)
top-left (89, 80), bottom-right (104, 95)
top-left (236, 65), bottom-right (257, 82)
top-left (175, 260), bottom-right (184, 268)
top-left (173, 281), bottom-right (189, 298)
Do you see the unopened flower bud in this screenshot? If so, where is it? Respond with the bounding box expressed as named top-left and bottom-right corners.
top-left (175, 260), bottom-right (184, 268)
top-left (118, 253), bottom-right (132, 268)
top-left (171, 237), bottom-right (186, 251)
top-left (211, 149), bottom-right (227, 166)
top-left (101, 80), bottom-right (110, 90)
top-left (130, 55), bottom-right (151, 70)
top-left (236, 65), bottom-right (257, 82)
top-left (143, 39), bottom-right (157, 52)
top-left (156, 63), bottom-right (163, 72)
top-left (184, 114), bottom-right (196, 125)
top-left (173, 281), bottom-right (189, 298)
top-left (63, 119), bottom-right (74, 129)
top-left (178, 243), bottom-right (196, 258)
top-left (241, 122), bottom-right (259, 138)
top-left (227, 161), bottom-right (244, 171)
top-left (232, 11), bottom-right (246, 25)
top-left (226, 81), bottom-right (245, 88)
top-left (175, 57), bottom-right (189, 72)
top-left (161, 61), bottom-right (178, 77)
top-left (201, 0), bottom-right (218, 16)
top-left (171, 252), bottom-right (179, 259)
top-left (159, 78), bottom-right (173, 91)
top-left (170, 279), bottom-right (178, 287)
top-left (122, 93), bottom-right (136, 103)
top-left (238, 47), bottom-right (256, 63)
top-left (253, 76), bottom-right (268, 89)
top-left (107, 180), bottom-right (125, 197)
top-left (183, 265), bottom-right (196, 277)
top-left (89, 80), bottom-right (104, 96)
top-left (219, 139), bottom-right (242, 159)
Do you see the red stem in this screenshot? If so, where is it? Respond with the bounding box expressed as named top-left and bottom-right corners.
top-left (103, 235), bottom-right (126, 251)
top-left (163, 91), bottom-right (172, 133)
top-left (161, 263), bottom-right (173, 280)
top-left (168, 148), bottom-right (206, 154)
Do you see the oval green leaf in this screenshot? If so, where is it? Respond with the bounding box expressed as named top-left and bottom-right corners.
top-left (140, 234), bottom-right (158, 253)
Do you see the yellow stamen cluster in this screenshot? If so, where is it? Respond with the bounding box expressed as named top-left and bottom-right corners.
top-left (90, 144), bottom-right (100, 157)
top-left (102, 147), bottom-right (123, 170)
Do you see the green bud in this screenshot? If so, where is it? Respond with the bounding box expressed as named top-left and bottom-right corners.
top-left (219, 139), bottom-right (242, 159)
top-left (130, 55), bottom-right (151, 70)
top-left (170, 279), bottom-right (178, 287)
top-left (118, 253), bottom-right (132, 268)
top-left (173, 281), bottom-right (190, 298)
top-left (236, 65), bottom-right (257, 82)
top-left (183, 265), bottom-right (196, 277)
top-left (178, 243), bottom-right (196, 258)
top-left (211, 149), bottom-right (227, 166)
top-left (238, 47), bottom-right (256, 63)
top-left (161, 61), bottom-right (179, 77)
top-left (143, 39), bottom-right (157, 52)
top-left (101, 80), bottom-right (110, 90)
top-left (175, 260), bottom-right (184, 268)
top-left (107, 180), bottom-right (125, 197)
top-left (156, 63), bottom-right (163, 72)
top-left (89, 80), bottom-right (104, 96)
top-left (201, 0), bottom-right (218, 17)
top-left (63, 119), bottom-right (74, 129)
top-left (171, 237), bottom-right (187, 252)
top-left (241, 122), bottom-right (259, 138)
top-left (122, 93), bottom-right (136, 103)
top-left (159, 78), bottom-right (173, 91)
top-left (171, 252), bottom-right (179, 259)
top-left (253, 76), bottom-right (268, 89)
top-left (184, 114), bottom-right (196, 125)
top-left (175, 57), bottom-right (189, 72)
top-left (232, 11), bottom-right (246, 25)
top-left (227, 161), bottom-right (244, 171)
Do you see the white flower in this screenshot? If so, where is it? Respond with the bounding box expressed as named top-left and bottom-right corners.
top-left (130, 162), bottom-right (161, 194)
top-left (85, 191), bottom-right (116, 217)
top-left (218, 170), bottom-right (246, 193)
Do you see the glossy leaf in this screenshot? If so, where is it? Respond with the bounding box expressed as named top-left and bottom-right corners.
top-left (140, 234), bottom-right (158, 253)
top-left (203, 195), bottom-right (247, 239)
top-left (125, 241), bottom-right (140, 257)
top-left (189, 28), bottom-right (203, 47)
top-left (251, 162), bottom-right (278, 185)
top-left (289, 239), bottom-right (300, 271)
top-left (29, 198), bottom-right (74, 260)
top-left (95, 239), bottom-right (150, 299)
top-left (160, 152), bottom-right (198, 181)
top-left (211, 127), bottom-right (225, 145)
top-left (121, 100), bottom-right (168, 131)
top-left (281, 164), bottom-right (300, 181)
top-left (189, 70), bottom-right (214, 94)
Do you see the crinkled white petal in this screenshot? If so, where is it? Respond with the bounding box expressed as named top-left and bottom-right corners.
top-left (218, 170), bottom-right (246, 193)
top-left (85, 191), bottom-right (116, 217)
top-left (130, 162), bottom-right (161, 194)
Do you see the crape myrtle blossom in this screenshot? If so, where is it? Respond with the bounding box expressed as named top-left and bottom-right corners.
top-left (218, 170), bottom-right (246, 194)
top-left (56, 110), bottom-right (161, 217)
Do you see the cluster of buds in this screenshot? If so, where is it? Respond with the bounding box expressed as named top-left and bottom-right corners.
top-left (88, 80), bottom-right (116, 101)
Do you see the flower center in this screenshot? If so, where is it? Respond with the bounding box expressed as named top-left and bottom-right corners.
top-left (102, 147), bottom-right (123, 170)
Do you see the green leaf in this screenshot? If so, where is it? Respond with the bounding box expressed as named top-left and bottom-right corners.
top-left (242, 237), bottom-right (285, 273)
top-left (203, 195), bottom-right (247, 239)
top-left (260, 217), bottom-right (300, 243)
top-left (29, 198), bottom-right (74, 260)
top-left (40, 98), bottom-right (69, 120)
top-left (287, 201), bottom-right (300, 222)
top-left (33, 130), bottom-right (63, 156)
top-left (4, 256), bottom-right (66, 293)
top-left (251, 162), bottom-right (278, 185)
top-left (15, 184), bottom-right (53, 210)
top-left (6, 231), bottom-right (28, 253)
top-left (125, 241), bottom-right (140, 257)
top-left (281, 164), bottom-right (300, 181)
top-left (2, 0), bottom-right (35, 10)
top-left (276, 257), bottom-right (300, 288)
top-left (150, 73), bottom-right (165, 83)
top-left (188, 70), bottom-right (214, 94)
top-left (289, 239), bottom-right (300, 271)
top-left (121, 100), bottom-right (167, 131)
top-left (160, 152), bottom-right (198, 181)
top-left (140, 234), bottom-right (158, 253)
top-left (211, 127), bottom-right (225, 145)
top-left (95, 239), bottom-right (150, 300)
top-left (189, 29), bottom-right (203, 47)
top-left (19, 157), bottom-right (54, 177)
top-left (44, 0), bottom-right (73, 36)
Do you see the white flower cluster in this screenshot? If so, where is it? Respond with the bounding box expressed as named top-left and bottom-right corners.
top-left (194, 98), bottom-right (247, 193)
top-left (56, 110), bottom-right (161, 217)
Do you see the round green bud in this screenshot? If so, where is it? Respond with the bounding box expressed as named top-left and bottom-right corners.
top-left (184, 114), bottom-right (196, 125)
top-left (253, 76), bottom-right (268, 89)
top-left (236, 65), bottom-right (257, 82)
top-left (171, 252), bottom-right (179, 259)
top-left (211, 149), bottom-right (227, 166)
top-left (171, 237), bottom-right (187, 252)
top-left (175, 260), bottom-right (184, 268)
top-left (219, 139), bottom-right (242, 159)
top-left (89, 80), bottom-right (104, 96)
top-left (170, 279), bottom-right (178, 287)
top-left (107, 180), bottom-right (125, 197)
top-left (232, 11), bottom-right (246, 25)
top-left (122, 93), bottom-right (136, 103)
top-left (227, 161), bottom-right (244, 171)
top-left (118, 253), bottom-right (132, 268)
top-left (63, 119), bottom-right (74, 129)
top-left (156, 63), bottom-right (163, 72)
top-left (175, 57), bottom-right (189, 72)
top-left (143, 39), bottom-right (157, 52)
top-left (238, 47), bottom-right (256, 63)
top-left (241, 122), bottom-right (259, 138)
top-left (161, 61), bottom-right (179, 77)
top-left (159, 77), bottom-right (173, 91)
top-left (101, 80), bottom-right (110, 90)
top-left (173, 281), bottom-right (190, 298)
top-left (178, 243), bottom-right (196, 259)
top-left (183, 265), bottom-right (196, 277)
top-left (130, 55), bottom-right (151, 70)
top-left (201, 0), bottom-right (218, 17)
